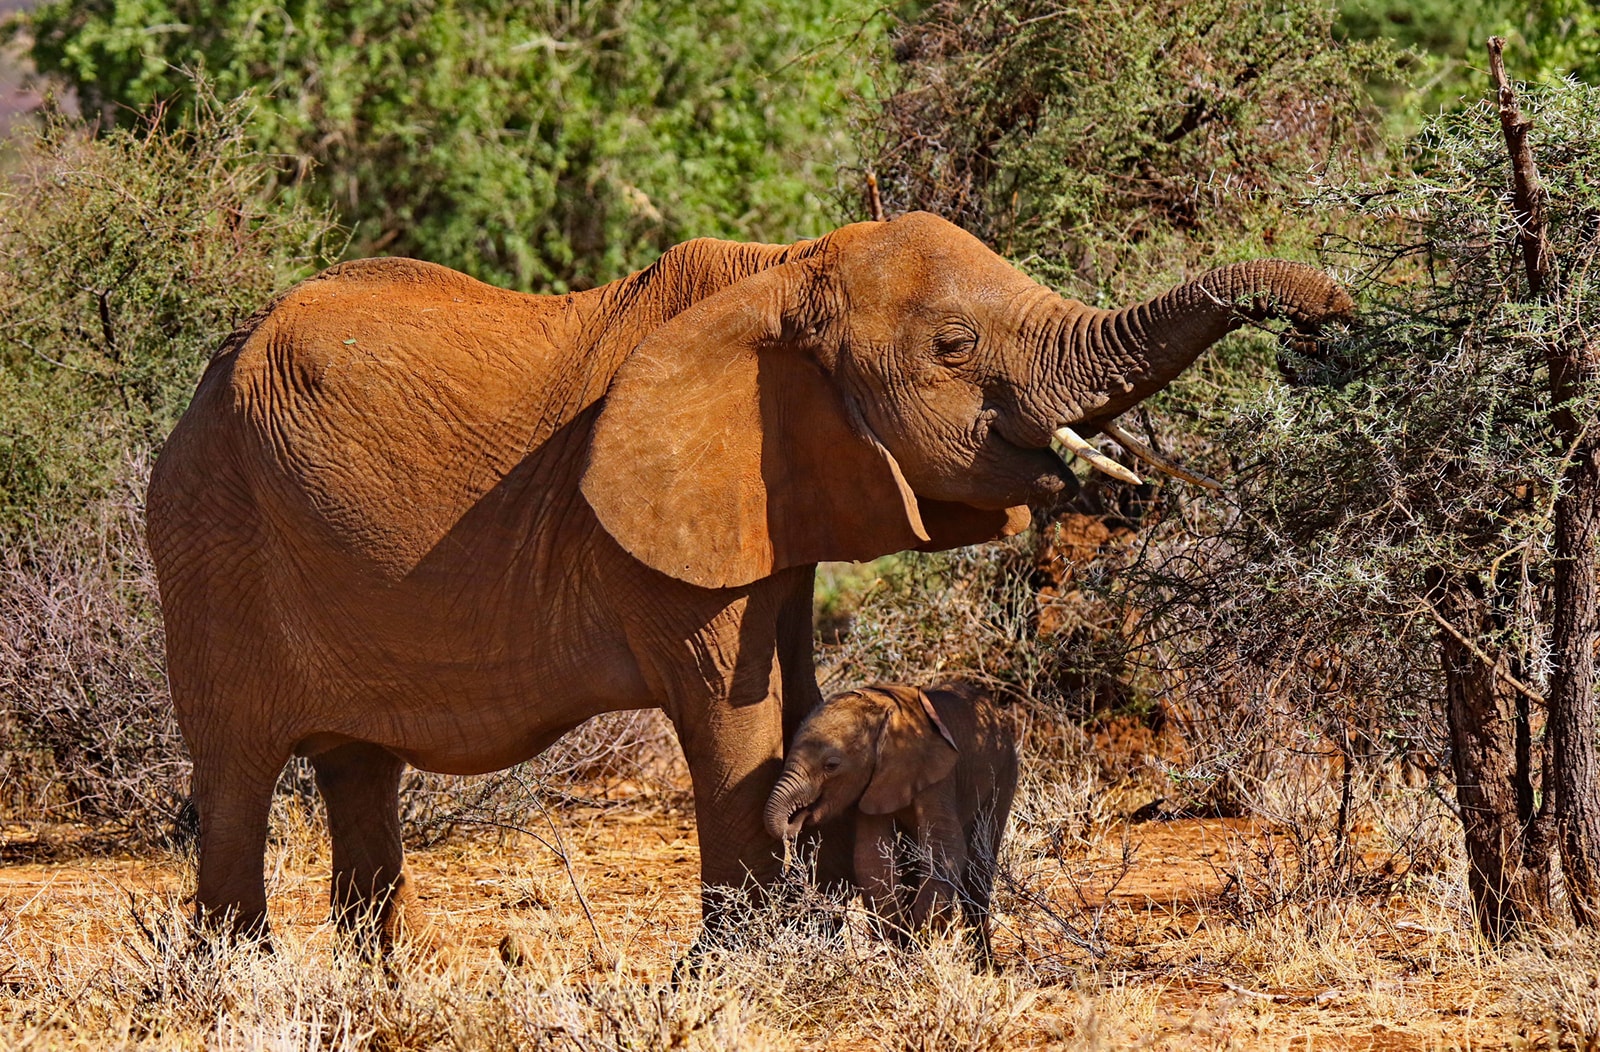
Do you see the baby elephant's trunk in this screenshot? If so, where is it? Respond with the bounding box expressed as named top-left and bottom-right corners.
top-left (764, 767), bottom-right (817, 842)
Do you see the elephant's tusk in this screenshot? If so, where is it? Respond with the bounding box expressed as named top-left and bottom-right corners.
top-left (1050, 426), bottom-right (1144, 486)
top-left (1100, 422), bottom-right (1223, 491)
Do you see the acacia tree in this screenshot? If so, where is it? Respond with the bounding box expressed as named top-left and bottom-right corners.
top-left (1120, 65), bottom-right (1600, 938)
top-left (851, 0), bottom-right (1390, 737)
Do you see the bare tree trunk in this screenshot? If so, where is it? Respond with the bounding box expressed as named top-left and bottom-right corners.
top-left (1427, 569), bottom-right (1554, 938)
top-left (1549, 436), bottom-right (1600, 924)
top-left (1491, 36), bottom-right (1600, 925)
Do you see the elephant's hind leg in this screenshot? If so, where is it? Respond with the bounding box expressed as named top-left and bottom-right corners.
top-left (154, 484), bottom-right (297, 943)
top-left (311, 742), bottom-right (424, 949)
top-left (191, 751), bottom-right (284, 942)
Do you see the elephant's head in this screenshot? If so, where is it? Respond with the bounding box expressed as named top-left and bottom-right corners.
top-left (764, 685), bottom-right (960, 842)
top-left (582, 212), bottom-right (1352, 588)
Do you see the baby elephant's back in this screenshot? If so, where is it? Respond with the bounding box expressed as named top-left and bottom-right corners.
top-left (924, 680), bottom-right (1021, 807)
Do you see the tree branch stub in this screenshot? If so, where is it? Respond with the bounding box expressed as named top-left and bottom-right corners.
top-left (1488, 36), bottom-right (1552, 301)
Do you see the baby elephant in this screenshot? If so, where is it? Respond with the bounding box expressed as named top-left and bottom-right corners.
top-left (765, 681), bottom-right (1019, 965)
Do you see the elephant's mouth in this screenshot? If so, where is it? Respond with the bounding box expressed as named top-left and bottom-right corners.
top-left (979, 417), bottom-right (1076, 499)
top-left (783, 804), bottom-right (817, 839)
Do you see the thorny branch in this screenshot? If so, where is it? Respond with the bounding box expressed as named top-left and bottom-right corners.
top-left (1412, 596), bottom-right (1547, 707)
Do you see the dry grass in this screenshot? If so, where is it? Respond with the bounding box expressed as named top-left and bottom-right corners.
top-left (0, 726), bottom-right (1556, 1051)
top-left (1502, 933), bottom-right (1600, 1050)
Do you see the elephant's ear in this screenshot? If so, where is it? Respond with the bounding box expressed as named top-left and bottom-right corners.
top-left (582, 262), bottom-right (930, 589)
top-left (859, 687), bottom-right (960, 816)
top-left (917, 500), bottom-right (1032, 552)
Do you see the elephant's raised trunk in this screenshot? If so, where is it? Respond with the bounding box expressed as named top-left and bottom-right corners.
top-left (1036, 260), bottom-right (1352, 483)
top-left (764, 767), bottom-right (820, 842)
top-left (1078, 260), bottom-right (1352, 423)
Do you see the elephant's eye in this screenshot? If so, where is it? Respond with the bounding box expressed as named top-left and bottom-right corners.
top-left (932, 328), bottom-right (976, 366)
top-left (822, 756), bottom-right (844, 773)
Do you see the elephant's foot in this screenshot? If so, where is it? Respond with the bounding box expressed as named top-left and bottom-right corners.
top-left (330, 869), bottom-right (447, 959)
top-left (664, 881), bottom-right (762, 985)
top-left (189, 901), bottom-right (274, 956)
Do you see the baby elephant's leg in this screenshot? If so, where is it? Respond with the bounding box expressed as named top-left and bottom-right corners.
top-left (907, 845), bottom-right (964, 932)
top-left (961, 820), bottom-right (1003, 969)
top-left (907, 804), bottom-right (967, 933)
top-left (853, 813), bottom-right (904, 940)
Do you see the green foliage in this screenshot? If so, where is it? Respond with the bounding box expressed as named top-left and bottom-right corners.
top-left (1522, 0), bottom-right (1600, 82)
top-left (13, 0), bottom-right (880, 292)
top-left (1338, 0), bottom-right (1600, 126)
top-left (859, 0), bottom-right (1392, 298)
top-left (1337, 0), bottom-right (1515, 119)
top-left (0, 94), bottom-right (339, 531)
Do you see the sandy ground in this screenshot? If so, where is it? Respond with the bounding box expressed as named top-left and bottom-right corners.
top-left (0, 801), bottom-right (1523, 1050)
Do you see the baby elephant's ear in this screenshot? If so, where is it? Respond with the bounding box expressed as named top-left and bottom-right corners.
top-left (859, 687), bottom-right (960, 816)
top-left (581, 262), bottom-right (931, 589)
top-left (918, 690), bottom-right (959, 751)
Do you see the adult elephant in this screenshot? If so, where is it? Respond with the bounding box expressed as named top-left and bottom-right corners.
top-left (146, 212), bottom-right (1350, 943)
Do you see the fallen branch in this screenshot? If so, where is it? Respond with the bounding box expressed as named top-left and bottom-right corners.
top-left (1223, 981), bottom-right (1344, 1006)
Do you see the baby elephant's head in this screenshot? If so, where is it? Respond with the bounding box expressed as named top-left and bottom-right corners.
top-left (764, 684), bottom-right (959, 843)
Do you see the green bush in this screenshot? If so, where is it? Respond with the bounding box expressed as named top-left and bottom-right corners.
top-left (0, 93), bottom-right (336, 836)
top-left (13, 0), bottom-right (881, 292)
top-left (0, 93), bottom-right (338, 531)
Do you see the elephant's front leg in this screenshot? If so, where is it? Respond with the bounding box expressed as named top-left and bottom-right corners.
top-left (776, 565), bottom-right (855, 892)
top-left (668, 656), bottom-right (787, 931)
top-left (852, 812), bottom-right (906, 941)
top-left (625, 566), bottom-right (811, 943)
top-left (907, 802), bottom-right (968, 933)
